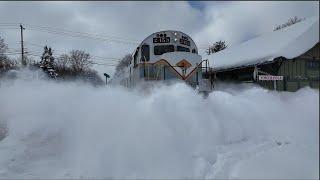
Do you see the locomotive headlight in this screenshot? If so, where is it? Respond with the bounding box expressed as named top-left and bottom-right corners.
top-left (174, 38), bottom-right (177, 42)
top-left (174, 32), bottom-right (177, 36)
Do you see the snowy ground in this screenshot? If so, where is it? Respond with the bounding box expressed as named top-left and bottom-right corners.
top-left (0, 70), bottom-right (319, 179)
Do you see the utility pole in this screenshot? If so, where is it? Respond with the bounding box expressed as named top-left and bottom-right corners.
top-left (20, 24), bottom-right (26, 66)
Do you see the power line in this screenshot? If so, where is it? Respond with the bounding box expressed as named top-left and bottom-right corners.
top-left (90, 62), bottom-right (118, 66)
top-left (25, 53), bottom-right (118, 67)
top-left (24, 23), bottom-right (140, 42)
top-left (4, 47), bottom-right (21, 53)
top-left (2, 50), bottom-right (121, 66)
top-left (23, 24), bottom-right (140, 45)
top-left (0, 24), bottom-right (20, 30)
top-left (1, 52), bottom-right (23, 55)
top-left (0, 24), bottom-right (18, 27)
top-left (26, 48), bottom-right (122, 63)
top-left (1, 22), bottom-right (140, 44)
top-left (24, 41), bottom-right (122, 62)
top-left (1, 22), bottom-right (217, 48)
top-left (25, 50), bottom-right (120, 66)
top-left (0, 27), bottom-right (20, 30)
top-left (0, 23), bottom-right (19, 25)
top-left (27, 28), bottom-right (139, 45)
top-left (2, 23), bottom-right (209, 64)
top-left (2, 25), bottom-right (122, 68)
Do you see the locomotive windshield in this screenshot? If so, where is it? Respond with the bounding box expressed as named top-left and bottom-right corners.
top-left (154, 45), bottom-right (174, 55)
top-left (177, 46), bottom-right (190, 52)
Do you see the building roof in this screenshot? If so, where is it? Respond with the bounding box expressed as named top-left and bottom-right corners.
top-left (203, 16), bottom-right (319, 71)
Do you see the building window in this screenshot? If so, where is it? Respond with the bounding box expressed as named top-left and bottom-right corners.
top-left (141, 44), bottom-right (150, 61)
top-left (154, 45), bottom-right (174, 55)
top-left (307, 60), bottom-right (319, 70)
top-left (177, 46), bottom-right (190, 52)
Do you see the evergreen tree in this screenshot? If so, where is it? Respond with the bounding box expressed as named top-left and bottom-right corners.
top-left (40, 46), bottom-right (58, 78)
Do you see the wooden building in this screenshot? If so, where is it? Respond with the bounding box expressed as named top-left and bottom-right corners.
top-left (204, 16), bottom-right (319, 91)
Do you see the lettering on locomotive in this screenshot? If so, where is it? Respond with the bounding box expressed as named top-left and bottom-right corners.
top-left (180, 35), bottom-right (190, 46)
top-left (153, 33), bottom-right (170, 43)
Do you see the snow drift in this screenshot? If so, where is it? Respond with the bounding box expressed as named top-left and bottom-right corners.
top-left (0, 69), bottom-right (319, 179)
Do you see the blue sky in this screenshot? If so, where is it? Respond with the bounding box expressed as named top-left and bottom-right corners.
top-left (188, 1), bottom-right (206, 10)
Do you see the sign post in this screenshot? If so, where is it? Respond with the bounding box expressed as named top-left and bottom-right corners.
top-left (258, 75), bottom-right (283, 90)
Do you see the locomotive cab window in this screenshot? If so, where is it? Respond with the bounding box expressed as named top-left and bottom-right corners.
top-left (154, 45), bottom-right (174, 55)
top-left (141, 44), bottom-right (150, 61)
top-left (133, 48), bottom-right (139, 66)
top-left (177, 46), bottom-right (190, 52)
top-left (192, 49), bottom-right (197, 54)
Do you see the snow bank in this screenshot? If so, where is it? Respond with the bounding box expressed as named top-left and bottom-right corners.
top-left (230, 143), bottom-right (319, 179)
top-left (0, 69), bottom-right (318, 179)
top-left (204, 16), bottom-right (319, 70)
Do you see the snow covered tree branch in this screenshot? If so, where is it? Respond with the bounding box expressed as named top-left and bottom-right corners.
top-left (274, 16), bottom-right (305, 31)
top-left (206, 40), bottom-right (228, 55)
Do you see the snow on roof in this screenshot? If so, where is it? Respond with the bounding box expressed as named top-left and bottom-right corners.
top-left (204, 16), bottom-right (319, 71)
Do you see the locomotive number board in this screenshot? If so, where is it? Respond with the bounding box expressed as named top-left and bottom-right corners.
top-left (180, 36), bottom-right (190, 46)
top-left (153, 37), bottom-right (170, 43)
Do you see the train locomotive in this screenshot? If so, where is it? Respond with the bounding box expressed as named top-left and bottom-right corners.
top-left (116, 30), bottom-right (213, 92)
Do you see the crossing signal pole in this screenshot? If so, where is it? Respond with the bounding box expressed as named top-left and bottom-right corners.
top-left (20, 24), bottom-right (26, 66)
top-left (104, 73), bottom-right (110, 85)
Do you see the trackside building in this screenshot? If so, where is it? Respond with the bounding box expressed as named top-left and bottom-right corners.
top-left (204, 16), bottom-right (319, 91)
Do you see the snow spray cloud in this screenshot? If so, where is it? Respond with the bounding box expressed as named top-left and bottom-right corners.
top-left (0, 69), bottom-right (318, 179)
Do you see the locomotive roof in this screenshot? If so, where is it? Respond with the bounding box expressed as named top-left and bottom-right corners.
top-left (138, 30), bottom-right (198, 49)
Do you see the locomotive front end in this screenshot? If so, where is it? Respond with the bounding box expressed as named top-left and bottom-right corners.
top-left (123, 30), bottom-right (213, 92)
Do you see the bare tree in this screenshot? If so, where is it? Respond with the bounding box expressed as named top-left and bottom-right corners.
top-left (0, 36), bottom-right (8, 55)
top-left (206, 40), bottom-right (227, 55)
top-left (0, 36), bottom-right (17, 71)
top-left (25, 55), bottom-right (36, 66)
top-left (114, 54), bottom-right (132, 78)
top-left (69, 50), bottom-right (92, 73)
top-left (55, 53), bottom-right (70, 70)
top-left (47, 50), bottom-right (102, 84)
top-left (0, 120), bottom-right (8, 141)
top-left (115, 54), bottom-right (131, 72)
top-left (274, 16), bottom-right (305, 31)
top-left (0, 58), bottom-right (17, 71)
